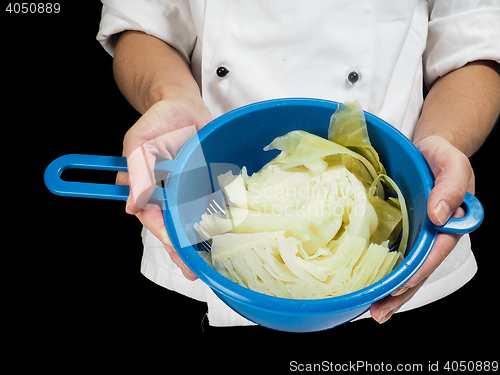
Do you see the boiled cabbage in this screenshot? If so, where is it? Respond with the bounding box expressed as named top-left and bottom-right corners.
top-left (195, 101), bottom-right (408, 299)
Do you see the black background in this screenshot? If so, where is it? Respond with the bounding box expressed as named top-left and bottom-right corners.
top-left (3, 2), bottom-right (499, 371)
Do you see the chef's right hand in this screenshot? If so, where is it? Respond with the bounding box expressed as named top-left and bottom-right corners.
top-left (116, 99), bottom-right (212, 280)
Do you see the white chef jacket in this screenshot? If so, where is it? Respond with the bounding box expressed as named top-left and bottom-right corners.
top-left (97, 0), bottom-right (500, 327)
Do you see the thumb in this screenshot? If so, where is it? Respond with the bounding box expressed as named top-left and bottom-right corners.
top-left (417, 136), bottom-right (474, 226)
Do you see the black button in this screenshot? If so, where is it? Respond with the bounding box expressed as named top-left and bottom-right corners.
top-left (216, 66), bottom-right (229, 78)
top-left (347, 71), bottom-right (359, 84)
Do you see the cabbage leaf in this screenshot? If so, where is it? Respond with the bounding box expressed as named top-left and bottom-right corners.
top-left (328, 100), bottom-right (386, 176)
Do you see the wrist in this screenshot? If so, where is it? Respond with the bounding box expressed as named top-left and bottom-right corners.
top-left (150, 83), bottom-right (199, 106)
top-left (414, 134), bottom-right (450, 153)
top-left (413, 115), bottom-right (472, 156)
top-left (151, 86), bottom-right (212, 126)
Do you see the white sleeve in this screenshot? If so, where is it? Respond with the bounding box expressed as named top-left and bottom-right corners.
top-left (423, 0), bottom-right (500, 88)
top-left (96, 0), bottom-right (197, 62)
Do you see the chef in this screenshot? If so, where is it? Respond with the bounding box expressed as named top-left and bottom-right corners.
top-left (96, 0), bottom-right (500, 326)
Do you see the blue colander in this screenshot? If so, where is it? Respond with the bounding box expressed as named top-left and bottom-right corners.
top-left (44, 98), bottom-right (483, 332)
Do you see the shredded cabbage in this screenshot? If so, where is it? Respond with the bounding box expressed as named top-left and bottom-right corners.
top-left (195, 101), bottom-right (408, 299)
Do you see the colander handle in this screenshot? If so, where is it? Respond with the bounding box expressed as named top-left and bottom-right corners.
top-left (44, 154), bottom-right (172, 202)
top-left (434, 192), bottom-right (484, 234)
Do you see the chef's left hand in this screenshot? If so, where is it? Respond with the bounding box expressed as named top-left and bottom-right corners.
top-left (370, 135), bottom-right (475, 323)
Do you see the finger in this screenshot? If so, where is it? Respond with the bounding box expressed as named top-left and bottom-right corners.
top-left (116, 149), bottom-right (131, 188)
top-left (390, 231), bottom-right (461, 299)
top-left (115, 168), bottom-right (137, 214)
top-left (135, 209), bottom-right (198, 281)
top-left (371, 276), bottom-right (427, 324)
top-left (135, 209), bottom-right (170, 244)
top-left (115, 171), bottom-right (129, 186)
top-left (163, 242), bottom-right (198, 281)
top-left (125, 143), bottom-right (159, 213)
top-left (408, 232), bottom-right (461, 286)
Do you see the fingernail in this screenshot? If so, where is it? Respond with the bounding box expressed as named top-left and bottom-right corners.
top-left (391, 284), bottom-right (409, 297)
top-left (182, 268), bottom-right (197, 281)
top-left (377, 307), bottom-right (394, 324)
top-left (434, 200), bottom-right (451, 225)
top-left (125, 197), bottom-right (132, 214)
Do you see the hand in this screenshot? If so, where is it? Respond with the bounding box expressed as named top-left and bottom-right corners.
top-left (370, 135), bottom-right (475, 323)
top-left (117, 99), bottom-right (212, 280)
